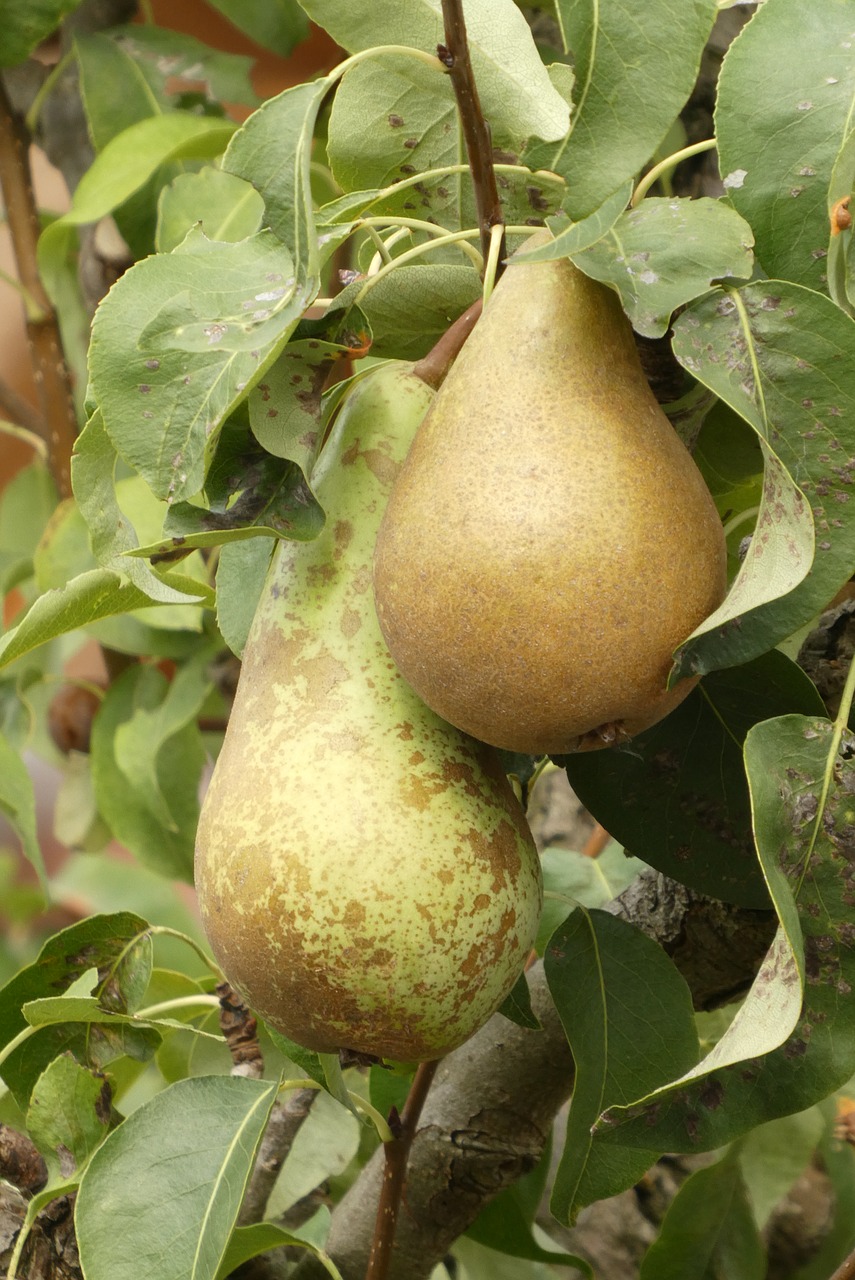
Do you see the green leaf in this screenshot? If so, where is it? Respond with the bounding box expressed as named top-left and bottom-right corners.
top-left (300, 0), bottom-right (570, 144)
top-left (223, 79), bottom-right (330, 287)
top-left (594, 713), bottom-right (855, 1154)
top-left (75, 32), bottom-right (164, 152)
top-left (0, 569), bottom-right (200, 672)
top-left (334, 266), bottom-right (482, 361)
top-left (73, 412), bottom-right (206, 605)
top-left (498, 970), bottom-right (541, 1030)
top-left (216, 1222), bottom-right (342, 1280)
top-left (827, 129), bottom-right (855, 317)
top-left (75, 1075), bottom-right (278, 1280)
top-left (539, 0), bottom-right (718, 218)
top-left (264, 1088), bottom-right (360, 1220)
top-left (515, 182), bottom-right (634, 261)
top-left (467, 1184), bottom-right (589, 1270)
top-left (536, 843), bottom-right (647, 954)
top-left (545, 908), bottom-right (698, 1222)
top-left (671, 282), bottom-right (855, 679)
top-left (215, 538), bottom-right (273, 658)
top-left (90, 665), bottom-right (203, 881)
top-left (0, 462), bottom-right (57, 596)
top-left (563, 650), bottom-right (824, 908)
top-left (62, 114), bottom-right (235, 228)
top-left (0, 913), bottom-right (153, 1108)
top-left (134, 413), bottom-right (325, 556)
top-left (204, 0), bottom-right (309, 57)
top-left (26, 1055), bottom-right (111, 1175)
top-left (738, 1107), bottom-right (825, 1228)
top-left (112, 643), bottom-right (216, 832)
top-left (156, 168), bottom-right (265, 253)
top-left (0, 733), bottom-right (46, 892)
top-left (111, 24), bottom-right (258, 107)
top-left (88, 227), bottom-right (308, 503)
top-left (639, 1152), bottom-right (765, 1280)
top-left (716, 0), bottom-right (855, 291)
top-left (572, 197), bottom-right (755, 338)
top-left (0, 0), bottom-right (82, 66)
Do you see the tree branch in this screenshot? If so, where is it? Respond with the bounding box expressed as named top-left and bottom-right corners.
top-left (439, 0), bottom-right (506, 274)
top-left (0, 76), bottom-right (77, 498)
top-left (292, 872), bottom-right (775, 1280)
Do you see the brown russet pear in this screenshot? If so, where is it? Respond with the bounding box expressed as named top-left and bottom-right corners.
top-left (373, 244), bottom-right (727, 755)
top-left (195, 361), bottom-right (542, 1063)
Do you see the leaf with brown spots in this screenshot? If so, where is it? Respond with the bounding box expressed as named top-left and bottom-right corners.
top-left (671, 280), bottom-right (855, 679)
top-left (589, 712), bottom-right (855, 1155)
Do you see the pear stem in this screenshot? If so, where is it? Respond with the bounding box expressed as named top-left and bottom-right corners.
top-left (365, 1058), bottom-right (440, 1280)
top-left (439, 0), bottom-right (507, 276)
top-left (413, 298), bottom-right (483, 389)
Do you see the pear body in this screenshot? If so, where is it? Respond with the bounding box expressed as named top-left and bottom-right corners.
top-left (373, 254), bottom-right (727, 754)
top-left (195, 363), bottom-right (542, 1062)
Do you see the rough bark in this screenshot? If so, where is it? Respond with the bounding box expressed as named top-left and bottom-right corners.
top-left (292, 871), bottom-right (775, 1280)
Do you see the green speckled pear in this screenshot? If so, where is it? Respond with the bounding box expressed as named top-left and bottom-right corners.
top-left (195, 362), bottom-right (542, 1062)
top-left (373, 246), bottom-right (727, 754)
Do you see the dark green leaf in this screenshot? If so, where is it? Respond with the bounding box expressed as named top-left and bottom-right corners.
top-left (563, 651), bottom-right (824, 907)
top-left (215, 1222), bottom-right (342, 1280)
top-left (672, 282), bottom-right (855, 679)
top-left (545, 908), bottom-right (698, 1222)
top-left (536, 843), bottom-right (647, 954)
top-left (333, 266), bottom-right (482, 361)
top-left (26, 1055), bottom-right (111, 1175)
top-left (498, 970), bottom-right (541, 1030)
top-left (467, 1182), bottom-right (589, 1269)
top-left (265, 1027), bottom-right (326, 1088)
top-left (639, 1152), bottom-right (765, 1280)
top-left (0, 913), bottom-right (152, 1108)
top-left (215, 538), bottom-right (273, 658)
top-left (75, 32), bottom-right (164, 153)
top-left (595, 713), bottom-right (855, 1154)
top-left (716, 0), bottom-right (855, 290)
top-left (0, 0), bottom-right (83, 66)
top-left (204, 0), bottom-right (309, 57)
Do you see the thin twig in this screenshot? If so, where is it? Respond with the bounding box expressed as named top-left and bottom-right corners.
top-left (581, 822), bottom-right (611, 859)
top-left (830, 1244), bottom-right (855, 1280)
top-left (413, 298), bottom-right (482, 389)
top-left (439, 0), bottom-right (507, 275)
top-left (0, 76), bottom-right (77, 498)
top-left (0, 376), bottom-right (47, 437)
top-left (238, 1088), bottom-right (318, 1227)
top-left (366, 1059), bottom-right (440, 1280)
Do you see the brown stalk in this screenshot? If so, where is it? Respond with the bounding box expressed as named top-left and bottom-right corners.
top-left (412, 298), bottom-right (482, 389)
top-left (831, 1245), bottom-right (855, 1280)
top-left (365, 1059), bottom-right (440, 1280)
top-left (439, 0), bottom-right (506, 275)
top-left (0, 76), bottom-right (77, 498)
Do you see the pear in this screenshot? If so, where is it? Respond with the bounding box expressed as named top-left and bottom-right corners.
top-left (195, 362), bottom-right (542, 1063)
top-left (373, 247), bottom-right (727, 755)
